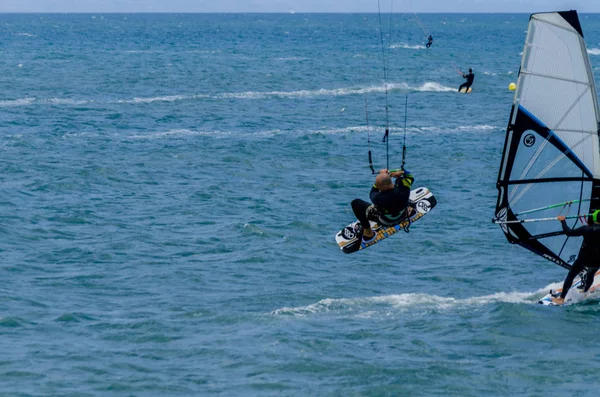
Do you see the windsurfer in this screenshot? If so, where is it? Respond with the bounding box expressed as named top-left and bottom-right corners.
top-left (551, 212), bottom-right (600, 305)
top-left (351, 169), bottom-right (414, 242)
top-left (458, 68), bottom-right (474, 92)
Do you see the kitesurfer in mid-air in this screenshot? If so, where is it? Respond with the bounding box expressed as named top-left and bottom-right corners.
top-left (426, 35), bottom-right (433, 48)
top-left (551, 211), bottom-right (600, 305)
top-left (351, 169), bottom-right (414, 243)
top-left (458, 68), bottom-right (474, 92)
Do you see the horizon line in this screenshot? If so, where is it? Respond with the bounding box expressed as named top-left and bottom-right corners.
top-left (1, 11), bottom-right (599, 14)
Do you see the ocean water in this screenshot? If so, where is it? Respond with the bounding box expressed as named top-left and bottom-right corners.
top-left (2, 12), bottom-right (600, 396)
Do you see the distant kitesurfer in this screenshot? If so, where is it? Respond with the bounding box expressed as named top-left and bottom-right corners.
top-left (351, 169), bottom-right (414, 243)
top-left (426, 35), bottom-right (433, 48)
top-left (458, 68), bottom-right (474, 92)
top-left (551, 212), bottom-right (600, 305)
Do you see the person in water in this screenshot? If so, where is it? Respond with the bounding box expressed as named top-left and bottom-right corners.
top-left (351, 169), bottom-right (414, 243)
top-left (458, 68), bottom-right (474, 92)
top-left (551, 211), bottom-right (600, 305)
top-left (426, 35), bottom-right (433, 48)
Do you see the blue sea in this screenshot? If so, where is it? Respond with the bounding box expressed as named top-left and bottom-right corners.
top-left (2, 12), bottom-right (600, 396)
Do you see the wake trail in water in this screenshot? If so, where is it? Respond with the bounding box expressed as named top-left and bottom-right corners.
top-left (272, 287), bottom-right (558, 317)
top-left (390, 42), bottom-right (426, 50)
top-left (0, 82), bottom-right (458, 108)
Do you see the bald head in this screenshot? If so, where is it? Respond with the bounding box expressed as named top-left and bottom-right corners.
top-left (375, 173), bottom-right (393, 191)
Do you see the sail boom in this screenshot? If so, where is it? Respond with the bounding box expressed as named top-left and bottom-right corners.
top-left (497, 177), bottom-right (594, 186)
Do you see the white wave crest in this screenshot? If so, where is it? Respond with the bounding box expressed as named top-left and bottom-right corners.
top-left (3, 80), bottom-right (461, 109)
top-left (412, 81), bottom-right (456, 92)
top-left (123, 50), bottom-right (160, 54)
top-left (0, 98), bottom-right (36, 107)
top-left (215, 84), bottom-right (409, 100)
top-left (128, 129), bottom-right (224, 139)
top-left (588, 48), bottom-right (600, 56)
top-left (390, 42), bottom-right (426, 50)
top-left (274, 56), bottom-right (309, 61)
top-left (0, 97), bottom-right (91, 107)
top-left (420, 124), bottom-right (498, 133)
top-left (306, 124), bottom-right (498, 136)
top-left (40, 98), bottom-right (90, 105)
top-left (309, 126), bottom-right (377, 135)
top-left (61, 131), bottom-right (98, 138)
top-left (272, 290), bottom-right (539, 317)
top-left (133, 125), bottom-right (499, 140)
top-left (117, 94), bottom-right (208, 104)
top-left (127, 129), bottom-right (283, 140)
top-left (217, 82), bottom-right (456, 99)
top-left (118, 95), bottom-right (187, 104)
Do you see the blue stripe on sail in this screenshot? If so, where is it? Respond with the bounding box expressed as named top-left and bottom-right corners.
top-left (518, 105), bottom-right (593, 178)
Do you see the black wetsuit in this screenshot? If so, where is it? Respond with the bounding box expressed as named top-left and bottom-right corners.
top-left (558, 219), bottom-right (600, 298)
top-left (458, 72), bottom-right (474, 92)
top-left (351, 172), bottom-right (415, 231)
top-left (426, 36), bottom-right (433, 48)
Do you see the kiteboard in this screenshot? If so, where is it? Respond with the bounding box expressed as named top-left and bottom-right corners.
top-left (335, 187), bottom-right (436, 254)
top-left (458, 87), bottom-right (472, 93)
top-left (538, 269), bottom-right (600, 306)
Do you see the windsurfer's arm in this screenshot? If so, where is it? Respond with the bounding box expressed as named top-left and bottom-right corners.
top-left (559, 219), bottom-right (590, 236)
top-left (560, 219), bottom-right (575, 235)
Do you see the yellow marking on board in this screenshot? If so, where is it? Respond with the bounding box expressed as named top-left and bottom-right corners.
top-left (359, 212), bottom-right (426, 249)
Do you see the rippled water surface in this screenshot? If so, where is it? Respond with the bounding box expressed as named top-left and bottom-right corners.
top-left (2, 12), bottom-right (600, 396)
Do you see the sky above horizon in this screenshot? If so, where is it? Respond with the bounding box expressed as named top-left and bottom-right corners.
top-left (1, 0), bottom-right (599, 13)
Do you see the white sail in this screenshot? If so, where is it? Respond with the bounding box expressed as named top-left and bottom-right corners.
top-left (495, 10), bottom-right (600, 269)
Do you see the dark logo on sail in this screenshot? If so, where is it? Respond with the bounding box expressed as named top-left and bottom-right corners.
top-left (523, 134), bottom-right (536, 147)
